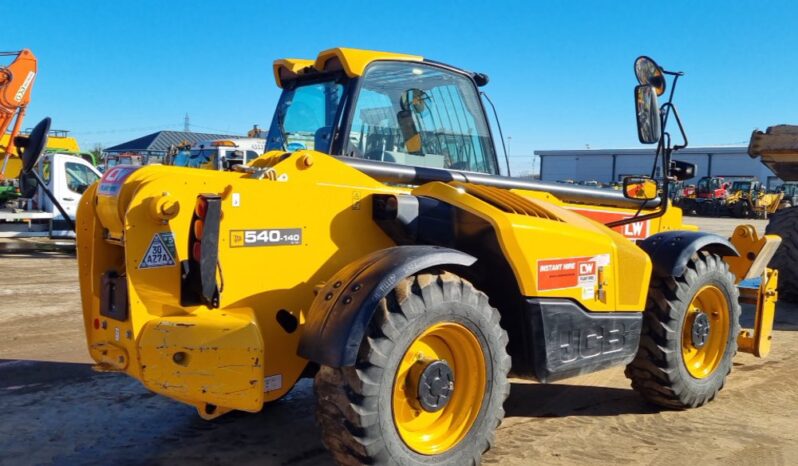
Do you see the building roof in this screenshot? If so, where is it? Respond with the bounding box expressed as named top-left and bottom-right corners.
top-left (534, 146), bottom-right (748, 157)
top-left (105, 130), bottom-right (240, 154)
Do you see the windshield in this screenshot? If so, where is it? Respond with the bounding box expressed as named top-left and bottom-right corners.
top-left (173, 149), bottom-right (217, 168)
top-left (266, 79), bottom-right (344, 153)
top-left (346, 62), bottom-right (498, 174)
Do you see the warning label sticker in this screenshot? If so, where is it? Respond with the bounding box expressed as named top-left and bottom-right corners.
top-left (139, 232), bottom-right (177, 269)
top-left (537, 254), bottom-right (609, 292)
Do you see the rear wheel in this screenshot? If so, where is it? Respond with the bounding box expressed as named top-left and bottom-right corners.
top-left (314, 271), bottom-right (511, 465)
top-left (626, 252), bottom-right (740, 408)
top-left (766, 207), bottom-right (798, 302)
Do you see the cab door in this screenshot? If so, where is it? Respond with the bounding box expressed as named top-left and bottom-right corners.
top-left (40, 154), bottom-right (101, 235)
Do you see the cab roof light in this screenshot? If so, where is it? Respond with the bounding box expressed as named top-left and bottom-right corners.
top-left (211, 140), bottom-right (237, 147)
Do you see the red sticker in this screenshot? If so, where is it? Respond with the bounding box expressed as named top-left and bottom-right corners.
top-left (98, 166), bottom-right (140, 196)
top-left (537, 256), bottom-right (599, 291)
top-left (570, 208), bottom-right (650, 240)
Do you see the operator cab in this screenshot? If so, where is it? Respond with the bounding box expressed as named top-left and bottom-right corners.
top-left (266, 48), bottom-right (500, 175)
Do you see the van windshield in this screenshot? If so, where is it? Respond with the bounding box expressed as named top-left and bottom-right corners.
top-left (266, 79), bottom-right (344, 154)
top-left (174, 149), bottom-right (216, 168)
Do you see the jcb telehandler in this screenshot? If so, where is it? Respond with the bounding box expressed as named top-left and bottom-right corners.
top-left (57, 49), bottom-right (781, 465)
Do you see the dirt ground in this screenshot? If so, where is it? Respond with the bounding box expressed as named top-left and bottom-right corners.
top-left (1, 218), bottom-right (796, 465)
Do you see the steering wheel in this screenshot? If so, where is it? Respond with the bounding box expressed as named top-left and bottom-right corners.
top-left (16, 117), bottom-right (51, 174)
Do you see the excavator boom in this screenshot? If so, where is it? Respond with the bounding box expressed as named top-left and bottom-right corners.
top-left (0, 49), bottom-right (37, 161)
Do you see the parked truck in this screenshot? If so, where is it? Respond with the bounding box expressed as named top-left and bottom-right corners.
top-left (1, 119), bottom-right (100, 238)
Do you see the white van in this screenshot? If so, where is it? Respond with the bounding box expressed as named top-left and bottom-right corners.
top-left (172, 138), bottom-right (266, 170)
top-left (0, 152), bottom-right (101, 238)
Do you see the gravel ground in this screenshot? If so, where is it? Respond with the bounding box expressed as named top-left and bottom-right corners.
top-left (1, 217), bottom-right (795, 466)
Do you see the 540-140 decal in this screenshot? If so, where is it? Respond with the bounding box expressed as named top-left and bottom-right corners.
top-left (230, 228), bottom-right (302, 247)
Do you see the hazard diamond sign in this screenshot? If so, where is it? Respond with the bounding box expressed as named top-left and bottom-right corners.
top-left (139, 232), bottom-right (176, 269)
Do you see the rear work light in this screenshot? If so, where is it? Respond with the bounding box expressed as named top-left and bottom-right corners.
top-left (181, 194), bottom-right (222, 308)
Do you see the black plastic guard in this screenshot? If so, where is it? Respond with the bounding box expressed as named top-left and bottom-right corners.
top-left (524, 298), bottom-right (642, 383)
top-left (638, 230), bottom-right (738, 278)
top-left (100, 271), bottom-right (128, 321)
top-left (298, 246), bottom-right (476, 368)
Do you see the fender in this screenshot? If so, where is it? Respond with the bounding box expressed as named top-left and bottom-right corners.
top-left (298, 245), bottom-right (476, 367)
top-left (638, 230), bottom-right (738, 277)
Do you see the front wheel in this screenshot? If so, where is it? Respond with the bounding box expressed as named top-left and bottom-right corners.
top-left (314, 271), bottom-right (511, 465)
top-left (626, 251), bottom-right (740, 409)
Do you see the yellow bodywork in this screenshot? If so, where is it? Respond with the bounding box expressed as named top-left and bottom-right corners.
top-left (77, 150), bottom-right (668, 416)
top-left (273, 48), bottom-right (423, 87)
top-left (727, 225), bottom-right (781, 358)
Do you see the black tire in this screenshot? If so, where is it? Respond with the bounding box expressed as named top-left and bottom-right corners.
top-left (625, 251), bottom-right (740, 409)
top-left (766, 207), bottom-right (798, 302)
top-left (314, 271), bottom-right (511, 466)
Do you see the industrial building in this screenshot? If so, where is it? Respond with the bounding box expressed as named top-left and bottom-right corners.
top-left (534, 146), bottom-right (780, 188)
top-left (104, 130), bottom-right (238, 160)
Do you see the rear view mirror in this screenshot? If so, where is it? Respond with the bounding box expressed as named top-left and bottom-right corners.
top-left (634, 56), bottom-right (666, 96)
top-left (623, 176), bottom-right (658, 201)
top-left (635, 85), bottom-right (661, 144)
top-left (669, 159), bottom-right (696, 181)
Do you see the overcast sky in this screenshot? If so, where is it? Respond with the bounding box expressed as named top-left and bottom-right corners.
top-left (7, 0), bottom-right (798, 175)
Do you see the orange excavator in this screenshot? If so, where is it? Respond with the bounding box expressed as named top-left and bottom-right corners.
top-left (0, 49), bottom-right (37, 180)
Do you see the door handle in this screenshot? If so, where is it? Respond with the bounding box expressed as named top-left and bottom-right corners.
top-left (62, 197), bottom-right (75, 202)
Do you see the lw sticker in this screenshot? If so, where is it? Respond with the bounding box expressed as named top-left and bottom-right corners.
top-left (139, 232), bottom-right (177, 269)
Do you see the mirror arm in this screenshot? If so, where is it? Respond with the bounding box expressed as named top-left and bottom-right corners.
top-left (661, 103), bottom-right (688, 151)
top-left (611, 66), bottom-right (686, 231)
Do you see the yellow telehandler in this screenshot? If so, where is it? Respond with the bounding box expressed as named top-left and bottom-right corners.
top-left (42, 49), bottom-right (782, 465)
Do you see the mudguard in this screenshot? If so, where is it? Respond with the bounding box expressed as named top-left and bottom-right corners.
top-left (638, 230), bottom-right (738, 277)
top-left (298, 246), bottom-right (476, 367)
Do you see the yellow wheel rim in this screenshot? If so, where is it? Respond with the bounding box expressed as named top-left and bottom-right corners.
top-left (682, 285), bottom-right (730, 379)
top-left (392, 322), bottom-right (486, 455)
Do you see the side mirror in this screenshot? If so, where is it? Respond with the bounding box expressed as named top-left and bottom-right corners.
top-left (635, 85), bottom-right (661, 144)
top-left (16, 117), bottom-right (52, 174)
top-left (623, 176), bottom-right (658, 201)
top-left (669, 159), bottom-right (696, 181)
top-left (634, 56), bottom-right (666, 96)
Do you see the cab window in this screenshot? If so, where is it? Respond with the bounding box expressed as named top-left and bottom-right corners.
top-left (346, 62), bottom-right (497, 174)
top-left (266, 80), bottom-right (343, 153)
